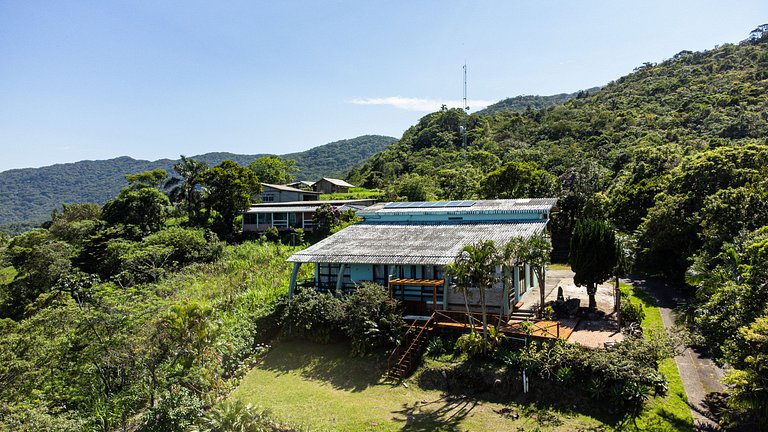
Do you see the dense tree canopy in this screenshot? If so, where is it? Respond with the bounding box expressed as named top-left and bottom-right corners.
top-left (569, 219), bottom-right (618, 310)
top-left (199, 160), bottom-right (261, 238)
top-left (247, 155), bottom-right (298, 185)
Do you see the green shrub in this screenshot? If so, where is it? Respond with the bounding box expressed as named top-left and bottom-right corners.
top-left (140, 386), bottom-right (204, 432)
top-left (556, 366), bottom-right (574, 384)
top-left (191, 400), bottom-right (284, 432)
top-left (587, 377), bottom-right (606, 400)
top-left (507, 336), bottom-right (676, 411)
top-left (143, 226), bottom-right (223, 265)
top-left (425, 336), bottom-right (447, 358)
top-left (343, 282), bottom-right (403, 356)
top-left (621, 300), bottom-right (646, 324)
top-left (455, 331), bottom-right (489, 357)
top-left (282, 288), bottom-right (345, 344)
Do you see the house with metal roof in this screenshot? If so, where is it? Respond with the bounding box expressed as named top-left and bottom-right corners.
top-left (287, 198), bottom-right (557, 316)
top-left (313, 177), bottom-right (355, 194)
top-left (261, 183), bottom-right (320, 203)
top-left (242, 199), bottom-right (376, 233)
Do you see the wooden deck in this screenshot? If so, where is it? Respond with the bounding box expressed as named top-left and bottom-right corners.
top-left (386, 310), bottom-right (579, 380)
top-left (430, 310), bottom-right (578, 341)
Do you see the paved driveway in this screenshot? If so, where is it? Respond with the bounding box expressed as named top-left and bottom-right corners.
top-left (625, 275), bottom-right (724, 431)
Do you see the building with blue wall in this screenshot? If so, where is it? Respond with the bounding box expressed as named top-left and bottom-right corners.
top-left (287, 198), bottom-right (557, 315)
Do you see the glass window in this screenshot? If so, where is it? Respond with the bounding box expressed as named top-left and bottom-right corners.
top-left (424, 266), bottom-right (434, 279)
top-left (273, 212), bottom-right (288, 228)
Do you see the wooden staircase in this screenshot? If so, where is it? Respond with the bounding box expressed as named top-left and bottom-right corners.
top-left (508, 308), bottom-right (536, 322)
top-left (385, 313), bottom-right (436, 381)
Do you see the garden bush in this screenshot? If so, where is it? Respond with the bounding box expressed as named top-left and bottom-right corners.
top-left (621, 300), bottom-right (646, 324)
top-left (282, 288), bottom-right (345, 344)
top-left (283, 283), bottom-right (404, 354)
top-left (503, 336), bottom-right (675, 411)
top-left (139, 386), bottom-right (204, 432)
top-left (190, 400), bottom-right (289, 432)
top-left (343, 282), bottom-right (403, 356)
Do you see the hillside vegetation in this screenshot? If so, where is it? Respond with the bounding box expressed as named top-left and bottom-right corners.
top-left (0, 135), bottom-right (395, 233)
top-left (347, 26), bottom-right (768, 429)
top-left (3, 25), bottom-right (768, 431)
top-left (475, 87), bottom-right (601, 115)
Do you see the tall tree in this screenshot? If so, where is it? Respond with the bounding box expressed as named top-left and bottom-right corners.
top-left (200, 161), bottom-right (261, 238)
top-left (247, 155), bottom-right (298, 185)
top-left (480, 161), bottom-right (557, 199)
top-left (504, 233), bottom-right (553, 318)
top-left (164, 156), bottom-right (209, 220)
top-left (102, 183), bottom-right (171, 233)
top-left (569, 219), bottom-right (618, 310)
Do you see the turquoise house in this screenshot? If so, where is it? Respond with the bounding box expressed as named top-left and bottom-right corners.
top-left (287, 199), bottom-right (557, 316)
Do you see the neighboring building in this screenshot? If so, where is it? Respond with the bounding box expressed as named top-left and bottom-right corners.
top-left (260, 183), bottom-right (320, 203)
top-left (286, 180), bottom-right (315, 191)
top-left (287, 198), bottom-right (557, 316)
top-left (313, 177), bottom-right (354, 194)
top-left (242, 199), bottom-right (376, 233)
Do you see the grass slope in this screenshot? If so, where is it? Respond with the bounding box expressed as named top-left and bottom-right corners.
top-left (232, 341), bottom-right (604, 431)
top-left (233, 283), bottom-right (694, 432)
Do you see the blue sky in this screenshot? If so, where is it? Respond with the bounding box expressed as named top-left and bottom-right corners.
top-left (1, 1), bottom-right (766, 172)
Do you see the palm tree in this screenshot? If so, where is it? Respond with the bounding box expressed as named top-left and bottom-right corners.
top-left (164, 156), bottom-right (209, 220)
top-left (448, 241), bottom-right (501, 342)
top-left (504, 234), bottom-right (553, 318)
top-left (445, 260), bottom-right (473, 328)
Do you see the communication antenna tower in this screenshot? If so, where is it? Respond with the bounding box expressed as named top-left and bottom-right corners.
top-left (461, 63), bottom-right (469, 156)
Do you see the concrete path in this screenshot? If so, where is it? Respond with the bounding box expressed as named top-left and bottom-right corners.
top-left (625, 275), bottom-right (724, 431)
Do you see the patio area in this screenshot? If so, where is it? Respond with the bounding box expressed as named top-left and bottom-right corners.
top-left (518, 265), bottom-right (624, 348)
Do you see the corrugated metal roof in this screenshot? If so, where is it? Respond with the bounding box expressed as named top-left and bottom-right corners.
top-left (246, 199), bottom-right (376, 213)
top-left (359, 198), bottom-right (556, 216)
top-left (317, 177), bottom-right (355, 188)
top-left (288, 220), bottom-right (548, 265)
top-left (262, 183), bottom-right (321, 194)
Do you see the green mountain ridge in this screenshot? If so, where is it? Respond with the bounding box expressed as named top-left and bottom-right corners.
top-left (0, 135), bottom-right (396, 232)
top-left (475, 87), bottom-right (602, 115)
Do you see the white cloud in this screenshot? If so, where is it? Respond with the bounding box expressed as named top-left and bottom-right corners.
top-left (350, 96), bottom-right (496, 112)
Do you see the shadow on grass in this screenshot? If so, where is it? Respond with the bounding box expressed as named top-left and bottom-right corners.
top-left (258, 340), bottom-right (384, 392)
top-left (392, 394), bottom-right (477, 432)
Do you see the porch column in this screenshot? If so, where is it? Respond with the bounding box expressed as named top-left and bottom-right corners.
top-left (501, 267), bottom-right (510, 315)
top-left (335, 263), bottom-right (346, 292)
top-left (525, 264), bottom-right (531, 291)
top-left (442, 278), bottom-right (449, 312)
top-left (288, 262), bottom-right (301, 298)
top-left (513, 265), bottom-right (520, 303)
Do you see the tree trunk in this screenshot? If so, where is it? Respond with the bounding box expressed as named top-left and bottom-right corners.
top-left (479, 285), bottom-right (488, 347)
top-left (587, 283), bottom-right (597, 310)
top-left (536, 269), bottom-right (545, 318)
top-left (462, 288), bottom-right (473, 333)
top-left (615, 276), bottom-right (621, 327)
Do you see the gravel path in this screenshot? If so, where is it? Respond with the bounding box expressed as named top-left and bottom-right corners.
top-left (625, 275), bottom-right (724, 431)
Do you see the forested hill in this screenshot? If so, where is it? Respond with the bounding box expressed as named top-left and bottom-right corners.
top-left (475, 87), bottom-right (601, 115)
top-left (0, 134), bottom-right (395, 232)
top-left (348, 27), bottom-right (768, 273)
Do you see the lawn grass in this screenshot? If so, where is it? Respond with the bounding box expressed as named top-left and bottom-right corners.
top-left (620, 283), bottom-right (694, 431)
top-left (548, 263), bottom-right (572, 271)
top-left (231, 340), bottom-right (606, 431)
top-left (231, 282), bottom-right (694, 431)
top-left (319, 187), bottom-right (384, 201)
